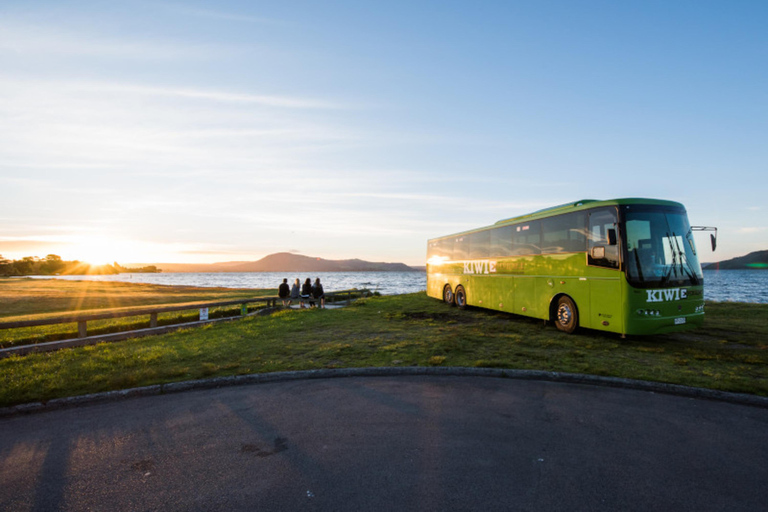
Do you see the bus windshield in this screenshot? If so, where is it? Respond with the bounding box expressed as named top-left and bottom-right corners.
top-left (623, 206), bottom-right (703, 288)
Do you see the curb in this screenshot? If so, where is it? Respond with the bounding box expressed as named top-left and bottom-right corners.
top-left (2, 367), bottom-right (767, 417)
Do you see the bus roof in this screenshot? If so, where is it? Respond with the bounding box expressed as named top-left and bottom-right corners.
top-left (429, 198), bottom-right (685, 242)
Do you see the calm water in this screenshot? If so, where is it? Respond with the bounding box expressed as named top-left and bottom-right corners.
top-left (31, 271), bottom-right (428, 296)
top-left (701, 269), bottom-right (768, 304)
top-left (22, 269), bottom-right (768, 303)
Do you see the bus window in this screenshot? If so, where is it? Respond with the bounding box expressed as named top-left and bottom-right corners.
top-left (542, 212), bottom-right (587, 254)
top-left (469, 230), bottom-right (490, 259)
top-left (490, 225), bottom-right (513, 257)
top-left (427, 241), bottom-right (439, 261)
top-left (511, 220), bottom-right (541, 255)
top-left (588, 209), bottom-right (620, 268)
top-left (428, 238), bottom-right (454, 262)
top-left (623, 207), bottom-right (702, 286)
top-left (453, 236), bottom-right (469, 260)
top-left (439, 238), bottom-right (455, 261)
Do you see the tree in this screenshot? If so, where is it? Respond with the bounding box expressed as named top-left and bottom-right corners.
top-left (42, 254), bottom-right (65, 274)
top-left (0, 255), bottom-right (15, 276)
top-left (14, 256), bottom-right (38, 275)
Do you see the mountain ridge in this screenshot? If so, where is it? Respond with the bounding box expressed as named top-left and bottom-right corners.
top-left (127, 252), bottom-right (421, 273)
top-left (702, 250), bottom-right (768, 270)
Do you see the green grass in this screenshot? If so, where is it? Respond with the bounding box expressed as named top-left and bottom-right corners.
top-left (0, 278), bottom-right (275, 348)
top-left (1, 291), bottom-right (767, 407)
top-left (0, 277), bottom-right (273, 319)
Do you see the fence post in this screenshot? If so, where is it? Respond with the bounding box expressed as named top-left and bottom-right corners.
top-left (78, 321), bottom-right (87, 338)
top-left (150, 312), bottom-right (158, 328)
top-left (346, 292), bottom-right (351, 306)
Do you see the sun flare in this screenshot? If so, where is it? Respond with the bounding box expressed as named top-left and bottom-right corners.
top-left (67, 240), bottom-right (117, 266)
top-left (64, 237), bottom-right (151, 266)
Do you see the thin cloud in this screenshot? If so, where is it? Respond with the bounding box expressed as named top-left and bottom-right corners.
top-left (168, 5), bottom-right (288, 26)
top-left (76, 82), bottom-right (342, 109)
top-left (0, 22), bottom-right (229, 60)
top-left (0, 78), bottom-right (342, 110)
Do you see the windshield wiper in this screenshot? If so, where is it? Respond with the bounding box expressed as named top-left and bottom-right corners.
top-left (668, 228), bottom-right (700, 286)
top-left (674, 232), bottom-right (700, 285)
top-left (663, 231), bottom-right (677, 284)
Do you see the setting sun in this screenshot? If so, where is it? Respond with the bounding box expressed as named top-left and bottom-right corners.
top-left (62, 237), bottom-right (150, 266)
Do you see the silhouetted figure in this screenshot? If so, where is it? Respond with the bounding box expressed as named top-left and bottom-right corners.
top-left (312, 278), bottom-right (325, 308)
top-left (278, 278), bottom-right (291, 306)
top-left (301, 278), bottom-right (313, 308)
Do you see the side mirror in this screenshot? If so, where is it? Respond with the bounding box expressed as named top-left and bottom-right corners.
top-left (692, 226), bottom-right (717, 252)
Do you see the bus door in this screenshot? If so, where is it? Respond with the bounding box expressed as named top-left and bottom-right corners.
top-left (587, 208), bottom-right (623, 332)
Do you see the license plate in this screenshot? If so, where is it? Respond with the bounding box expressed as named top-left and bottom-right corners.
top-left (674, 317), bottom-right (686, 325)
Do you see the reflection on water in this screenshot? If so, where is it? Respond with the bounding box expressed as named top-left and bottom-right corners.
top-left (22, 269), bottom-right (768, 303)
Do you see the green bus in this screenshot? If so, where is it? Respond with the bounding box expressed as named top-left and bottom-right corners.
top-left (426, 198), bottom-right (716, 336)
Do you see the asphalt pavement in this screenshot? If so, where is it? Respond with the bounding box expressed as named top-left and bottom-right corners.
top-left (1, 375), bottom-right (767, 511)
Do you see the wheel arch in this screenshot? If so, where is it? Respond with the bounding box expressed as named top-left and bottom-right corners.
top-left (549, 293), bottom-right (579, 323)
top-left (442, 283), bottom-right (454, 305)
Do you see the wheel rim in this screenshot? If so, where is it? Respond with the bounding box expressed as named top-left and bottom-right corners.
top-left (557, 303), bottom-right (572, 327)
top-left (444, 288), bottom-right (453, 303)
top-left (456, 290), bottom-right (465, 307)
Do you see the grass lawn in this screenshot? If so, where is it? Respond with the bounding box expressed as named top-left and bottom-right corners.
top-left (0, 278), bottom-right (276, 348)
top-left (1, 290), bottom-right (767, 407)
top-left (0, 277), bottom-right (273, 319)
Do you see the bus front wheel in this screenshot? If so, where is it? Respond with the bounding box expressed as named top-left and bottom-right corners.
top-left (455, 286), bottom-right (467, 310)
top-left (443, 285), bottom-right (454, 306)
top-left (555, 296), bottom-right (578, 334)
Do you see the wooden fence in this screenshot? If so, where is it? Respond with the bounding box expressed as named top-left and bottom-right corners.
top-left (0, 289), bottom-right (369, 358)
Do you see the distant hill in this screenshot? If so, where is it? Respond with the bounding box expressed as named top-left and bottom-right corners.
top-left (702, 250), bottom-right (768, 270)
top-left (129, 253), bottom-right (421, 273)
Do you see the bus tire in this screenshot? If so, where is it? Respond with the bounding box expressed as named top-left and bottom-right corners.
top-left (443, 285), bottom-right (454, 306)
top-left (555, 295), bottom-right (578, 334)
top-left (455, 285), bottom-right (467, 310)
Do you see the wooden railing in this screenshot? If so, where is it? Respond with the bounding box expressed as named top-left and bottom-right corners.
top-left (0, 289), bottom-right (369, 358)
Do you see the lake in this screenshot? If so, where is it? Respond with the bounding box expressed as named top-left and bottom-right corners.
top-left (21, 269), bottom-right (768, 304)
top-left (30, 271), bottom-right (428, 297)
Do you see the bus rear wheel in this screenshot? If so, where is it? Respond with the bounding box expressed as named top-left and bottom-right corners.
top-left (555, 296), bottom-right (578, 334)
top-left (443, 285), bottom-right (454, 306)
top-left (455, 285), bottom-right (467, 310)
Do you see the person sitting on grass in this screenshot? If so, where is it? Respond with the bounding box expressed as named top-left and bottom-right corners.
top-left (278, 278), bottom-right (291, 306)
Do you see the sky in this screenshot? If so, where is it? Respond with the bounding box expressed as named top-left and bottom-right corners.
top-left (1, 0), bottom-right (766, 266)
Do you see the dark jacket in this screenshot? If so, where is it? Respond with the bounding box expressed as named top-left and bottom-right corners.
top-left (278, 283), bottom-right (290, 298)
top-left (301, 282), bottom-right (312, 297)
top-left (312, 283), bottom-right (324, 299)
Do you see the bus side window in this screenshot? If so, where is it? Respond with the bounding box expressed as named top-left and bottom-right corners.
top-left (469, 230), bottom-right (490, 259)
top-left (542, 212), bottom-right (587, 254)
top-left (490, 226), bottom-right (513, 258)
top-left (588, 209), bottom-right (620, 269)
top-left (511, 220), bottom-right (541, 256)
top-left (453, 236), bottom-right (469, 261)
top-left (440, 238), bottom-right (455, 261)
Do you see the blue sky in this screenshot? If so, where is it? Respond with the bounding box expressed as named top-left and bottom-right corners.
top-left (1, 0), bottom-right (766, 266)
